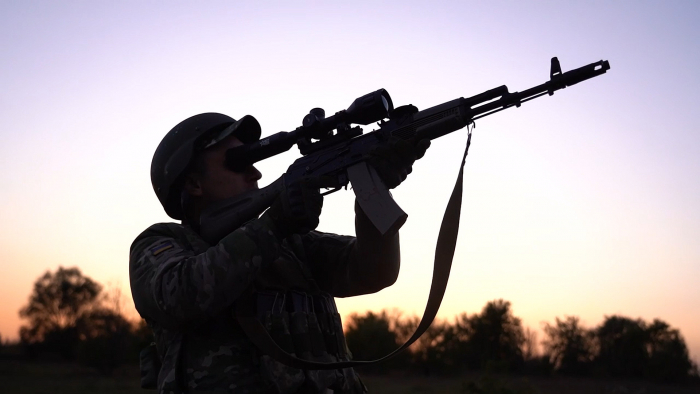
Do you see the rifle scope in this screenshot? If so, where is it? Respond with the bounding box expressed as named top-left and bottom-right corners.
top-left (225, 89), bottom-right (393, 171)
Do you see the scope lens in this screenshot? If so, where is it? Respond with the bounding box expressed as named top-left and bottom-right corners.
top-left (381, 95), bottom-right (389, 112)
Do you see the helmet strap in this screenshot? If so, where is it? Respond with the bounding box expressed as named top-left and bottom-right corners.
top-left (180, 190), bottom-right (200, 232)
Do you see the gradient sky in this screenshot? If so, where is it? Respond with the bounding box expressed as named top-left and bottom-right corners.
top-left (1, 1), bottom-right (699, 363)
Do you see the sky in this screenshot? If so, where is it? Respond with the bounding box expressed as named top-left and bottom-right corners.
top-left (1, 0), bottom-right (699, 363)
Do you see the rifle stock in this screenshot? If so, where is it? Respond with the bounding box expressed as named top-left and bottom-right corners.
top-left (199, 177), bottom-right (285, 244)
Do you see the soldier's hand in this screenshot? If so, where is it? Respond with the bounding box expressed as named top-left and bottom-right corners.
top-left (368, 136), bottom-right (430, 189)
top-left (264, 177), bottom-right (323, 238)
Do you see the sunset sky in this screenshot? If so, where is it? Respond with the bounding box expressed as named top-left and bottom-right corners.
top-left (1, 1), bottom-right (699, 363)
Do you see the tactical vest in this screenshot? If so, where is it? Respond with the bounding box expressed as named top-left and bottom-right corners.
top-left (240, 234), bottom-right (364, 393)
top-left (255, 234), bottom-right (344, 352)
top-left (138, 223), bottom-right (365, 393)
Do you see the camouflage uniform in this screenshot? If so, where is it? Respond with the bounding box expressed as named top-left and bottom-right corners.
top-left (130, 211), bottom-right (398, 393)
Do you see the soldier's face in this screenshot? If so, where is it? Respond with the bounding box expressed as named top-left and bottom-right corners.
top-left (190, 135), bottom-right (262, 204)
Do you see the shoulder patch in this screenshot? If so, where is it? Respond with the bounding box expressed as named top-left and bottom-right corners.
top-left (149, 241), bottom-right (174, 256)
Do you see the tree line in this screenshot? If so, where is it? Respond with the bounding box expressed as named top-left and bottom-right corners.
top-left (4, 267), bottom-right (698, 383)
top-left (345, 300), bottom-right (699, 382)
top-left (6, 267), bottom-right (151, 372)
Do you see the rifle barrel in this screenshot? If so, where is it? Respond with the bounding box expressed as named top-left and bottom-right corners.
top-left (468, 59), bottom-right (610, 120)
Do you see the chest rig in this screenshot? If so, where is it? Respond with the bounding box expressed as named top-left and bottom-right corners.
top-left (248, 234), bottom-right (348, 363)
top-left (235, 234), bottom-right (365, 393)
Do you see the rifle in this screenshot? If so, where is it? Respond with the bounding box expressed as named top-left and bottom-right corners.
top-left (199, 57), bottom-right (609, 370)
top-left (199, 57), bottom-right (610, 243)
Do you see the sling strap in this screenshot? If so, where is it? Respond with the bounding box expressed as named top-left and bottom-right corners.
top-left (236, 129), bottom-right (474, 369)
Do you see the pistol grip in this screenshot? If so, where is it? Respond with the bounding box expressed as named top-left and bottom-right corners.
top-left (347, 162), bottom-right (407, 236)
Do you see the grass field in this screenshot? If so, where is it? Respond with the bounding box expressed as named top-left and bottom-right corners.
top-left (1, 360), bottom-right (698, 394)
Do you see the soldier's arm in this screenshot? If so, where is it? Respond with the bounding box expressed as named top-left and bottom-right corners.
top-left (301, 201), bottom-right (401, 297)
top-left (129, 217), bottom-right (280, 329)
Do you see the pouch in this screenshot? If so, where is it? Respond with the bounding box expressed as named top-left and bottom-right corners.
top-left (139, 342), bottom-right (160, 390)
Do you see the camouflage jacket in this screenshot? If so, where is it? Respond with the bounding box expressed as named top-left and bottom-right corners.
top-left (130, 210), bottom-right (399, 393)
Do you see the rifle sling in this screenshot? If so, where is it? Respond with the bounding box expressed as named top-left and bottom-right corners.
top-left (236, 130), bottom-right (473, 370)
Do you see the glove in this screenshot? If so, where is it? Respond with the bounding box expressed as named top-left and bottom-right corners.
top-left (368, 137), bottom-right (430, 189)
top-left (263, 177), bottom-right (323, 238)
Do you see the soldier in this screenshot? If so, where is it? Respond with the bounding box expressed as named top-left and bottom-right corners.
top-left (130, 113), bottom-right (428, 393)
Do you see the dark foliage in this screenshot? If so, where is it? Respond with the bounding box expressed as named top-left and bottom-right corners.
top-left (542, 316), bottom-right (595, 375)
top-left (16, 267), bottom-right (153, 373)
top-left (593, 316), bottom-right (696, 382)
top-left (595, 315), bottom-right (649, 377)
top-left (346, 300), bottom-right (527, 376)
top-left (542, 314), bottom-right (697, 382)
top-left (346, 305), bottom-right (696, 383)
top-left (75, 308), bottom-right (138, 372)
top-left (344, 310), bottom-right (409, 373)
top-left (645, 319), bottom-right (696, 382)
top-left (456, 300), bottom-right (525, 373)
top-left (19, 267), bottom-right (102, 354)
top-left (522, 355), bottom-right (554, 376)
top-left (19, 267), bottom-right (105, 361)
top-left (395, 315), bottom-right (458, 375)
top-left (12, 267), bottom-right (697, 382)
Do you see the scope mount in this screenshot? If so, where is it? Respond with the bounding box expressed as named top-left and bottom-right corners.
top-left (297, 118), bottom-right (362, 155)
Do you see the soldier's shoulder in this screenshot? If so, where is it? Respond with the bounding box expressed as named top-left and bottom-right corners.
top-left (130, 222), bottom-right (188, 255)
top-left (137, 222), bottom-right (187, 238)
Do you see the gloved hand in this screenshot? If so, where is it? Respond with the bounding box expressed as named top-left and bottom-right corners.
top-left (368, 137), bottom-right (431, 189)
top-left (263, 177), bottom-right (323, 239)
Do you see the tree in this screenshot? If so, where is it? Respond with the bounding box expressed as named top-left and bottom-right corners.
top-left (75, 308), bottom-right (135, 372)
top-left (521, 327), bottom-right (539, 361)
top-left (17, 266), bottom-right (152, 371)
top-left (19, 267), bottom-right (102, 343)
top-left (19, 267), bottom-right (102, 358)
top-left (543, 316), bottom-right (594, 375)
top-left (644, 319), bottom-right (695, 382)
top-left (590, 315), bottom-right (695, 382)
top-left (344, 310), bottom-right (406, 373)
top-left (456, 299), bottom-right (526, 372)
top-left (394, 315), bottom-right (457, 375)
top-left (594, 315), bottom-right (648, 378)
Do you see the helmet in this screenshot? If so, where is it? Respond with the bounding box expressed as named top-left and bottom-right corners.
top-left (151, 112), bottom-right (261, 219)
